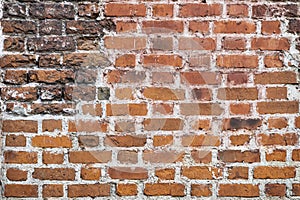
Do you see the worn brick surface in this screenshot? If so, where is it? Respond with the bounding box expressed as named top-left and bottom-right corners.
top-left (0, 0), bottom-right (299, 199)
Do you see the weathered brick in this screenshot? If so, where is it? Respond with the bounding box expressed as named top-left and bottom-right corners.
top-left (5, 184), bottom-right (38, 197)
top-left (143, 54), bottom-right (182, 67)
top-left (178, 38), bottom-right (216, 50)
top-left (105, 36), bottom-right (146, 50)
top-left (182, 166), bottom-right (221, 179)
top-left (191, 184), bottom-right (212, 197)
top-left (43, 152), bottom-right (64, 164)
top-left (0, 55), bottom-right (35, 68)
top-left (32, 136), bottom-right (72, 148)
top-left (227, 4), bottom-right (248, 17)
top-left (251, 38), bottom-right (290, 50)
top-left (218, 150), bottom-right (260, 163)
top-left (69, 151), bottom-right (111, 163)
top-left (182, 135), bottom-right (221, 147)
top-left (81, 168), bottom-right (101, 180)
top-left (217, 88), bottom-right (258, 100)
top-left (78, 3), bottom-right (100, 18)
top-left (6, 135), bottom-right (26, 147)
top-left (228, 167), bottom-right (248, 179)
top-left (66, 20), bottom-right (115, 34)
top-left (117, 184), bottom-right (137, 196)
top-left (108, 167), bottom-right (148, 179)
top-left (223, 118), bottom-right (262, 130)
top-left (143, 118), bottom-right (184, 131)
top-left (105, 3), bottom-right (146, 17)
top-left (143, 150), bottom-right (184, 163)
top-left (153, 4), bottom-right (173, 17)
top-left (262, 21), bottom-right (281, 34)
top-left (258, 133), bottom-right (298, 146)
top-left (2, 20), bottom-right (36, 34)
top-left (254, 166), bottom-right (295, 179)
top-left (218, 184), bottom-right (259, 197)
top-left (68, 184), bottom-right (110, 197)
top-left (7, 168), bottom-right (27, 181)
top-left (29, 3), bottom-right (75, 19)
top-left (43, 184), bottom-right (63, 198)
top-left (33, 168), bottom-right (75, 180)
top-left (4, 37), bottom-right (25, 51)
top-left (265, 184), bottom-right (286, 196)
top-left (105, 135), bottom-right (146, 147)
top-left (266, 150), bottom-right (286, 162)
top-left (180, 4), bottom-right (222, 17)
top-left (39, 20), bottom-right (62, 35)
top-left (143, 21), bottom-right (183, 33)
top-left (257, 101), bottom-right (299, 114)
top-left (180, 103), bottom-right (224, 116)
top-left (144, 183), bottom-right (185, 196)
top-left (5, 151), bottom-right (37, 164)
top-left (27, 37), bottom-right (76, 52)
top-left (217, 55), bottom-right (258, 68)
top-left (214, 21), bottom-right (256, 34)
top-left (255, 72), bottom-right (297, 84)
top-left (3, 120), bottom-right (37, 133)
top-left (143, 87), bottom-right (185, 100)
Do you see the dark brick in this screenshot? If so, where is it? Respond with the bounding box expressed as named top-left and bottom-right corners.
top-left (75, 69), bottom-right (98, 84)
top-left (29, 103), bottom-right (75, 115)
top-left (218, 150), bottom-right (260, 163)
top-left (2, 20), bottom-right (36, 34)
top-left (63, 53), bottom-right (111, 68)
top-left (0, 55), bottom-right (36, 68)
top-left (3, 3), bottom-right (26, 18)
top-left (39, 20), bottom-right (62, 35)
top-left (4, 37), bottom-right (25, 51)
top-left (289, 19), bottom-right (300, 33)
top-left (64, 86), bottom-right (96, 101)
top-left (27, 37), bottom-right (75, 52)
top-left (98, 87), bottom-right (110, 100)
top-left (39, 54), bottom-right (61, 68)
top-left (39, 86), bottom-right (62, 101)
top-left (29, 3), bottom-right (75, 19)
top-left (66, 19), bottom-right (115, 35)
top-left (223, 118), bottom-right (262, 130)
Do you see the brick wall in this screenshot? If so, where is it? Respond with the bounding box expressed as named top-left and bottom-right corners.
top-left (0, 0), bottom-right (300, 199)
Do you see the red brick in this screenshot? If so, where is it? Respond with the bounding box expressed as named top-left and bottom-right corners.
top-left (105, 36), bottom-right (146, 50)
top-left (293, 149), bottom-right (300, 161)
top-left (5, 184), bottom-right (38, 197)
top-left (143, 118), bottom-right (184, 131)
top-left (230, 103), bottom-right (251, 115)
top-left (182, 135), bottom-right (221, 147)
top-left (191, 184), bottom-right (212, 197)
top-left (42, 119), bottom-right (62, 132)
top-left (117, 184), bottom-right (137, 196)
top-left (295, 117), bottom-right (300, 128)
top-left (81, 168), bottom-right (101, 180)
top-left (255, 71), bottom-right (297, 84)
top-left (258, 133), bottom-right (298, 146)
top-left (108, 167), bottom-right (148, 180)
top-left (251, 38), bottom-right (290, 50)
top-left (189, 21), bottom-right (209, 33)
top-left (142, 21), bottom-right (183, 33)
top-left (152, 72), bottom-right (174, 84)
top-left (217, 55), bottom-right (258, 68)
top-left (117, 150), bottom-right (138, 164)
top-left (106, 70), bottom-right (145, 84)
top-left (218, 150), bottom-right (260, 163)
top-left (293, 184), bottom-right (300, 196)
top-left (105, 3), bottom-right (146, 17)
top-left (143, 150), bottom-right (184, 163)
top-left (214, 21), bottom-right (256, 34)
top-left (115, 54), bottom-right (135, 67)
top-left (268, 118), bottom-right (288, 129)
top-left (180, 103), bottom-right (224, 116)
top-left (33, 168), bottom-right (75, 180)
top-left (178, 37), bottom-right (216, 50)
top-left (265, 184), bottom-right (286, 196)
top-left (191, 150), bottom-right (212, 163)
top-left (223, 37), bottom-right (246, 50)
top-left (266, 150), bottom-right (286, 162)
top-left (151, 37), bottom-right (173, 51)
top-left (32, 136), bottom-right (72, 148)
top-left (106, 103), bottom-right (147, 116)
top-left (228, 167), bottom-right (248, 179)
top-left (68, 184), bottom-right (110, 197)
top-left (257, 101), bottom-right (299, 114)
top-left (152, 4), bottom-right (173, 17)
top-left (153, 135), bottom-right (173, 146)
top-left (7, 168), bottom-right (27, 181)
top-left (43, 152), bottom-right (64, 164)
top-left (264, 54), bottom-right (283, 68)
top-left (227, 72), bottom-right (248, 85)
top-left (192, 119), bottom-right (211, 130)
top-left (155, 168), bottom-right (175, 180)
top-left (152, 103), bottom-right (173, 115)
top-left (69, 151), bottom-right (111, 163)
top-left (181, 72), bottom-right (220, 85)
top-left (5, 151), bottom-right (37, 164)
top-left (6, 134), bottom-right (26, 147)
top-left (68, 120), bottom-right (108, 133)
top-left (182, 166), bottom-right (221, 179)
top-left (218, 184), bottom-right (259, 197)
top-left (144, 183), bottom-right (185, 196)
top-left (217, 88), bottom-right (258, 100)
top-left (254, 166), bottom-right (295, 179)
top-left (143, 87), bottom-right (185, 100)
top-left (262, 21), bottom-right (281, 34)
top-left (116, 21), bottom-right (137, 33)
top-left (43, 184), bottom-right (63, 198)
top-left (266, 87), bottom-right (287, 99)
top-left (230, 135), bottom-right (250, 146)
top-left (227, 4), bottom-right (248, 17)
top-left (105, 135), bottom-right (146, 147)
top-left (143, 54), bottom-right (182, 67)
top-left (180, 4), bottom-right (222, 17)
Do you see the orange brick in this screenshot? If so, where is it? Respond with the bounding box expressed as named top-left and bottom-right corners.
top-left (254, 166), bottom-right (295, 179)
top-left (32, 136), bottom-right (72, 148)
top-left (266, 87), bottom-right (287, 99)
top-left (116, 21), bottom-right (137, 33)
top-left (262, 21), bottom-right (281, 34)
top-left (251, 38), bottom-right (290, 50)
top-left (227, 4), bottom-right (248, 17)
top-left (117, 184), bottom-right (137, 196)
top-left (219, 184), bottom-right (259, 197)
top-left (155, 168), bottom-right (175, 180)
top-left (230, 103), bottom-right (251, 115)
top-left (268, 117), bottom-right (288, 129)
top-left (153, 135), bottom-right (173, 146)
top-left (144, 183), bottom-right (185, 196)
top-left (266, 150), bottom-right (286, 161)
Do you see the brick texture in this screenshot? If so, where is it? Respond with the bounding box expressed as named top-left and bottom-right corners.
top-left (0, 0), bottom-right (299, 199)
